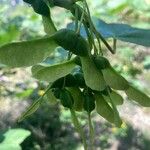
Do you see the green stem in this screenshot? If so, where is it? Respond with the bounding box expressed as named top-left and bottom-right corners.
top-left (83, 0), bottom-right (98, 55)
top-left (70, 109), bottom-right (88, 150)
top-left (88, 113), bottom-right (95, 150)
top-left (83, 23), bottom-right (93, 50)
top-left (76, 5), bottom-right (85, 34)
top-left (113, 38), bottom-right (117, 53)
top-left (75, 6), bottom-right (79, 32)
top-left (83, 0), bottom-right (114, 55)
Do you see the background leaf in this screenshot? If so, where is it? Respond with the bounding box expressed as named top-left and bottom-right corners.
top-left (0, 129), bottom-right (31, 150)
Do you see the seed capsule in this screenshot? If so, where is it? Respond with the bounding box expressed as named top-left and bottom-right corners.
top-left (93, 56), bottom-right (110, 70)
top-left (83, 92), bottom-right (95, 113)
top-left (73, 72), bottom-right (86, 88)
top-left (51, 74), bottom-right (77, 88)
top-left (52, 29), bottom-right (89, 57)
top-left (59, 88), bottom-right (74, 109)
top-left (67, 87), bottom-right (84, 111)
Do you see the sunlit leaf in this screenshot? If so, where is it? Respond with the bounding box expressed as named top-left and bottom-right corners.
top-left (0, 129), bottom-right (31, 150)
top-left (0, 37), bottom-right (57, 67)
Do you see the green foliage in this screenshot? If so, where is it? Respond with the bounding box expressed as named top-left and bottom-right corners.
top-left (32, 60), bottom-right (76, 82)
top-left (93, 18), bottom-right (150, 47)
top-left (0, 0), bottom-right (150, 150)
top-left (0, 37), bottom-right (57, 67)
top-left (67, 87), bottom-right (84, 112)
top-left (18, 96), bottom-right (44, 122)
top-left (95, 93), bottom-right (121, 126)
top-left (83, 92), bottom-right (95, 114)
top-left (23, 0), bottom-right (50, 17)
top-left (103, 90), bottom-right (124, 106)
top-left (52, 29), bottom-right (89, 56)
top-left (59, 88), bottom-right (74, 109)
top-left (102, 67), bottom-right (129, 90)
top-left (46, 89), bottom-right (58, 105)
top-left (0, 129), bottom-right (31, 150)
top-left (81, 56), bottom-right (106, 91)
top-left (125, 85), bottom-right (150, 107)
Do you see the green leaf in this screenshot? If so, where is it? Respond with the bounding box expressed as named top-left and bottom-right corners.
top-left (31, 60), bottom-right (76, 82)
top-left (16, 89), bottom-right (34, 99)
top-left (67, 87), bottom-right (84, 112)
top-left (95, 93), bottom-right (122, 127)
top-left (103, 90), bottom-right (124, 105)
top-left (23, 0), bottom-right (50, 17)
top-left (0, 144), bottom-right (21, 150)
top-left (18, 97), bottom-right (43, 122)
top-left (93, 18), bottom-right (150, 47)
top-left (0, 129), bottom-right (31, 150)
top-left (125, 85), bottom-right (150, 107)
top-left (46, 89), bottom-right (57, 105)
top-left (81, 56), bottom-right (106, 91)
top-left (68, 18), bottom-right (150, 47)
top-left (0, 37), bottom-right (57, 67)
top-left (42, 16), bottom-right (57, 35)
top-left (95, 93), bottom-right (115, 124)
top-left (102, 67), bottom-right (129, 90)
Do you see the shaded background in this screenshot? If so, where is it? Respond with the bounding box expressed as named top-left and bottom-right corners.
top-left (0, 0), bottom-right (150, 149)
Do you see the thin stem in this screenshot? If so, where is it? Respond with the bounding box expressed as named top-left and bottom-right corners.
top-left (76, 6), bottom-right (85, 34)
top-left (88, 113), bottom-right (95, 150)
top-left (83, 0), bottom-right (115, 54)
top-left (91, 22), bottom-right (115, 54)
top-left (70, 109), bottom-right (88, 150)
top-left (75, 6), bottom-right (79, 32)
top-left (83, 0), bottom-right (100, 55)
top-left (113, 38), bottom-right (117, 53)
top-left (83, 23), bottom-right (93, 50)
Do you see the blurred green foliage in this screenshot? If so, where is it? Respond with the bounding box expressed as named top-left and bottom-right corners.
top-left (0, 0), bottom-right (150, 150)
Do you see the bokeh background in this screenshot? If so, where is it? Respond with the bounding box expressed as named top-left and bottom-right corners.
top-left (0, 0), bottom-right (150, 149)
